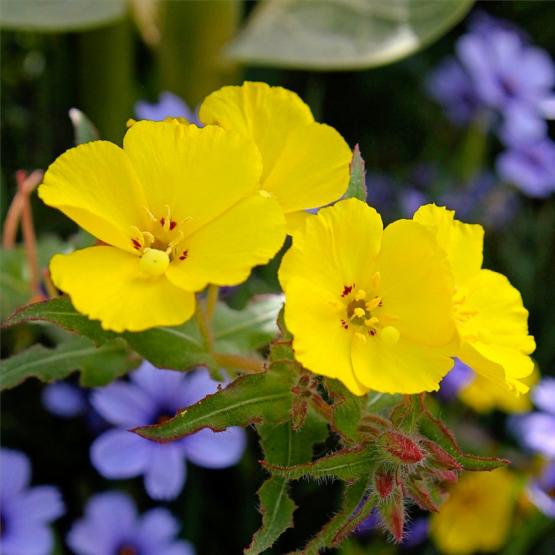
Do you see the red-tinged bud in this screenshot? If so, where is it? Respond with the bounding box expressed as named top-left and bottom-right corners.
top-left (406, 478), bottom-right (439, 512)
top-left (374, 466), bottom-right (395, 499)
top-left (420, 438), bottom-right (462, 470)
top-left (378, 487), bottom-right (405, 542)
top-left (435, 469), bottom-right (458, 483)
top-left (379, 431), bottom-right (424, 464)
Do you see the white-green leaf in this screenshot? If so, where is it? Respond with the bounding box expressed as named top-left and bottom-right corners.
top-left (0, 0), bottom-right (126, 32)
top-left (227, 0), bottom-right (474, 70)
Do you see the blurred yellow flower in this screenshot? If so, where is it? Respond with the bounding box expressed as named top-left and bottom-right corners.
top-left (279, 198), bottom-right (456, 395)
top-left (39, 121), bottom-right (285, 332)
top-left (199, 81), bottom-right (352, 232)
top-left (414, 205), bottom-right (535, 394)
top-left (430, 468), bottom-right (519, 555)
top-left (459, 364), bottom-right (540, 413)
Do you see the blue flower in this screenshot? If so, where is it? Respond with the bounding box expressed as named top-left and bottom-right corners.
top-left (497, 138), bottom-right (555, 198)
top-left (527, 462), bottom-right (555, 519)
top-left (42, 381), bottom-right (87, 418)
top-left (510, 378), bottom-right (555, 457)
top-left (67, 491), bottom-right (195, 555)
top-left (90, 363), bottom-right (247, 500)
top-left (0, 448), bottom-right (64, 555)
top-left (438, 358), bottom-right (474, 400)
top-left (135, 91), bottom-right (199, 125)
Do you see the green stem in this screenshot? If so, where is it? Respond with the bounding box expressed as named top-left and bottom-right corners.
top-left (205, 285), bottom-right (220, 322)
top-left (195, 299), bottom-right (213, 351)
top-left (212, 352), bottom-right (265, 374)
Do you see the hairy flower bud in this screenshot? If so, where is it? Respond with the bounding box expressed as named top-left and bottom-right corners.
top-left (406, 477), bottom-right (440, 512)
top-left (374, 466), bottom-right (396, 499)
top-left (378, 486), bottom-right (405, 542)
top-left (378, 431), bottom-right (424, 464)
top-left (420, 438), bottom-right (462, 470)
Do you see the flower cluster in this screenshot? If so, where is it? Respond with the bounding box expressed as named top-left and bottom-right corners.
top-left (427, 14), bottom-right (555, 197)
top-left (40, 81), bottom-right (351, 332)
top-left (280, 199), bottom-right (534, 396)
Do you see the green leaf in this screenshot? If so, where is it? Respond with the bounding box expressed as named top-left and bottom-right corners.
top-left (264, 445), bottom-right (375, 482)
top-left (325, 378), bottom-right (365, 444)
top-left (246, 414), bottom-right (328, 554)
top-left (298, 479), bottom-right (369, 555)
top-left (0, 236), bottom-right (66, 320)
top-left (345, 145), bottom-right (367, 202)
top-left (69, 108), bottom-right (99, 144)
top-left (0, 0), bottom-right (126, 32)
top-left (227, 0), bottom-right (474, 70)
top-left (0, 335), bottom-right (134, 390)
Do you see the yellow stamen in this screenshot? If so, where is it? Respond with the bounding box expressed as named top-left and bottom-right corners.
top-left (366, 296), bottom-right (381, 311)
top-left (351, 307), bottom-right (366, 320)
top-left (355, 289), bottom-right (367, 301)
top-left (371, 271), bottom-right (381, 290)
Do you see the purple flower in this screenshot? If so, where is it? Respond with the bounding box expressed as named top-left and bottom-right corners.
top-left (42, 382), bottom-right (87, 418)
top-left (135, 91), bottom-right (199, 125)
top-left (402, 517), bottom-right (429, 548)
top-left (426, 58), bottom-right (480, 125)
top-left (399, 189), bottom-right (429, 218)
top-left (510, 378), bottom-right (555, 457)
top-left (67, 491), bottom-right (195, 555)
top-left (90, 363), bottom-right (247, 500)
top-left (0, 448), bottom-right (64, 555)
top-left (497, 138), bottom-right (555, 198)
top-left (438, 358), bottom-right (474, 400)
top-left (527, 462), bottom-right (555, 519)
top-left (457, 27), bottom-right (555, 114)
top-left (499, 102), bottom-right (547, 147)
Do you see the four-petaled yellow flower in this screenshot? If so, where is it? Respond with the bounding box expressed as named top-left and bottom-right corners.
top-left (199, 81), bottom-right (352, 232)
top-left (430, 468), bottom-right (519, 555)
top-left (278, 198), bottom-right (457, 395)
top-left (413, 204), bottom-right (535, 394)
top-left (39, 121), bottom-right (285, 332)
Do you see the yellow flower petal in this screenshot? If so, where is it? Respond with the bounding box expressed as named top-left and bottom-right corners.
top-left (166, 193), bottom-right (285, 291)
top-left (39, 141), bottom-right (148, 253)
top-left (284, 210), bottom-right (314, 236)
top-left (351, 335), bottom-right (453, 394)
top-left (50, 247), bottom-right (195, 332)
top-left (459, 269), bottom-right (535, 391)
top-left (378, 219), bottom-right (456, 347)
top-left (279, 198), bottom-right (383, 295)
top-left (123, 121), bottom-right (264, 235)
top-left (413, 204), bottom-right (484, 286)
top-left (199, 82), bottom-right (351, 214)
top-left (284, 277), bottom-right (368, 396)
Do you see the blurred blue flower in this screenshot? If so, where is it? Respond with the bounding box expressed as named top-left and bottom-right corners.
top-left (90, 363), bottom-right (247, 500)
top-left (438, 358), bottom-right (474, 401)
top-left (42, 382), bottom-right (87, 418)
top-left (510, 378), bottom-right (555, 458)
top-left (67, 491), bottom-right (195, 555)
top-left (457, 27), bottom-right (555, 115)
top-left (402, 517), bottom-right (429, 548)
top-left (135, 91), bottom-right (199, 125)
top-left (499, 102), bottom-right (547, 146)
top-left (426, 58), bottom-right (480, 125)
top-left (0, 448), bottom-right (64, 555)
top-left (527, 462), bottom-right (555, 519)
top-left (497, 138), bottom-right (555, 198)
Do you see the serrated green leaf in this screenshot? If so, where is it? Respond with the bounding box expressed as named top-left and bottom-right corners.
top-left (0, 0), bottom-right (126, 32)
top-left (0, 335), bottom-right (134, 390)
top-left (227, 0), bottom-right (474, 70)
top-left (264, 445), bottom-right (375, 482)
top-left (69, 108), bottom-right (99, 144)
top-left (345, 145), bottom-right (367, 202)
top-left (247, 414), bottom-right (328, 554)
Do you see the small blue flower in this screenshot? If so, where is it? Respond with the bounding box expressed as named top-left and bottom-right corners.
top-left (135, 91), bottom-right (199, 125)
top-left (42, 381), bottom-right (87, 418)
top-left (90, 363), bottom-right (247, 500)
top-left (438, 358), bottom-right (474, 401)
top-left (510, 378), bottom-right (555, 457)
top-left (0, 448), bottom-right (64, 555)
top-left (527, 462), bottom-right (555, 519)
top-left (67, 491), bottom-right (195, 555)
top-left (497, 138), bottom-right (555, 198)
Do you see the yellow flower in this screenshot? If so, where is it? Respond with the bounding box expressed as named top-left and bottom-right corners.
top-left (278, 198), bottom-right (457, 395)
top-left (430, 469), bottom-right (519, 555)
top-left (458, 364), bottom-right (539, 414)
top-left (413, 204), bottom-right (535, 393)
top-left (199, 81), bottom-right (352, 232)
top-left (39, 121), bottom-right (285, 332)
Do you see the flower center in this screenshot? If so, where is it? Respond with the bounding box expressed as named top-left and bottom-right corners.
top-left (139, 248), bottom-right (170, 277)
top-left (339, 277), bottom-right (400, 344)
